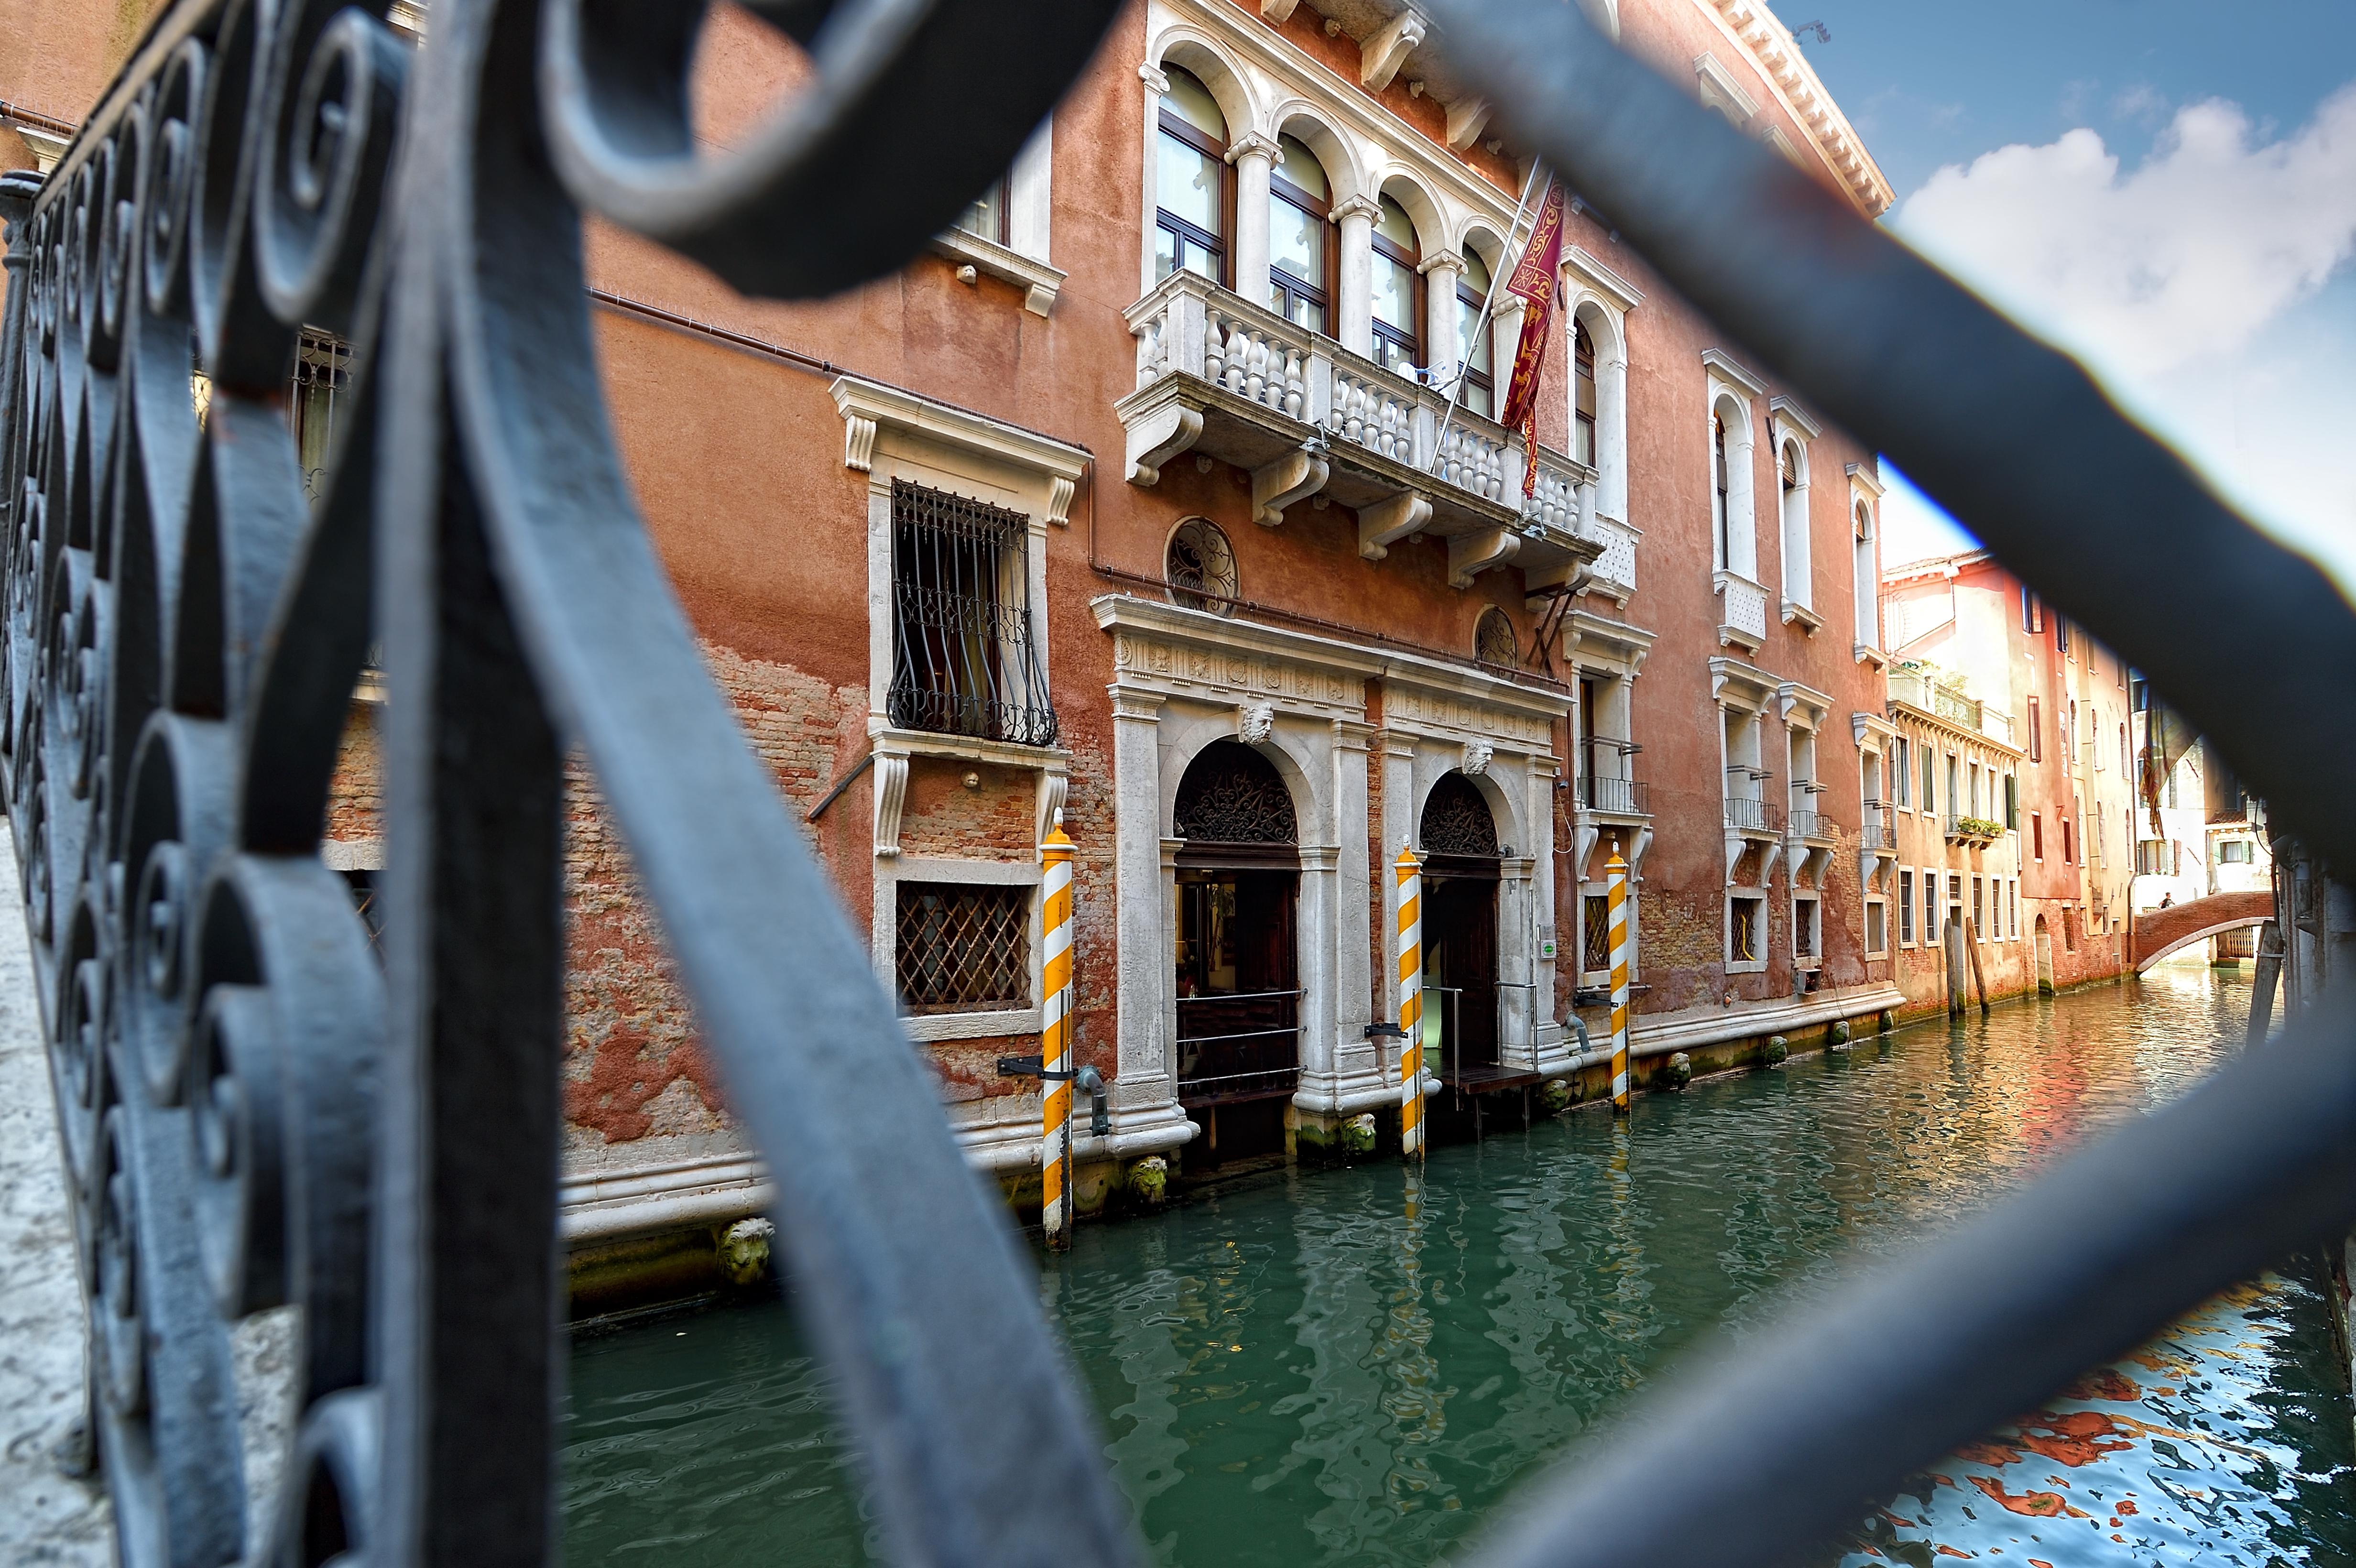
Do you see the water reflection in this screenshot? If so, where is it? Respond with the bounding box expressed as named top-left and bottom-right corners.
top-left (563, 964), bottom-right (2352, 1567)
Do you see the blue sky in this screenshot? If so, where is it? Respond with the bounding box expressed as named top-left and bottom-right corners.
top-left (1772, 1), bottom-right (2356, 572)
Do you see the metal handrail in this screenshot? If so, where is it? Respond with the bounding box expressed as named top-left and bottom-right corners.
top-left (7, 1), bottom-right (2356, 1567)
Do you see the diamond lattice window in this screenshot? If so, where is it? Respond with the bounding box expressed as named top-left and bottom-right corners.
top-left (896, 883), bottom-right (1031, 1013)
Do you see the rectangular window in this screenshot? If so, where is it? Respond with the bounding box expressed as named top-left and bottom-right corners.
top-left (2004, 773), bottom-right (2018, 831)
top-left (2220, 839), bottom-right (2251, 864)
top-left (959, 172), bottom-right (1011, 245)
top-left (1972, 875), bottom-right (1984, 936)
top-left (2056, 618), bottom-right (2071, 656)
top-left (1922, 746), bottom-right (1937, 814)
top-left (895, 883), bottom-right (1031, 1013)
top-left (1583, 893), bottom-right (1611, 976)
top-left (292, 328), bottom-right (353, 502)
top-left (1794, 897), bottom-right (1821, 960)
top-left (1923, 869), bottom-right (1940, 944)
top-left (1731, 896), bottom-right (1763, 965)
top-left (888, 480), bottom-right (1057, 746)
top-left (2009, 881), bottom-right (2019, 939)
top-left (1865, 900), bottom-right (1887, 957)
top-left (2062, 817), bottom-right (2074, 863)
top-left (2028, 697), bottom-right (2041, 762)
top-left (2031, 813), bottom-right (2043, 859)
top-left (1948, 874), bottom-right (1964, 936)
top-left (1894, 738), bottom-right (1912, 808)
top-left (1968, 763), bottom-right (1981, 819)
top-left (1899, 870), bottom-right (1916, 945)
top-left (2021, 585), bottom-right (2043, 633)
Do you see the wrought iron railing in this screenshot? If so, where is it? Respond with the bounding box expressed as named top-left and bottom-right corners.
top-left (1174, 990), bottom-right (1301, 1104)
top-left (1863, 801), bottom-right (1897, 851)
top-left (1579, 772), bottom-right (1647, 815)
top-left (6, 2), bottom-right (2356, 1568)
top-left (1787, 807), bottom-right (1834, 842)
top-left (1723, 795), bottom-right (1781, 833)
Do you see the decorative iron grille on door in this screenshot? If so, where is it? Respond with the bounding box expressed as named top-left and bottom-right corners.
top-left (887, 478), bottom-right (1058, 747)
top-left (6, 1), bottom-right (2356, 1567)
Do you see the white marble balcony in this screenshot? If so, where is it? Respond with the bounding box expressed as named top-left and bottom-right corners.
top-left (1119, 272), bottom-right (1606, 592)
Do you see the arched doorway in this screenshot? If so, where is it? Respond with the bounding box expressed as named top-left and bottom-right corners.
top-left (1421, 772), bottom-right (1502, 1080)
top-left (2033, 913), bottom-right (2055, 995)
top-left (1172, 741), bottom-right (1300, 1161)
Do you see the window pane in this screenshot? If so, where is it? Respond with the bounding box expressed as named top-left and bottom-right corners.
top-left (1276, 133), bottom-right (1327, 200)
top-left (1158, 132), bottom-right (1222, 233)
top-left (1375, 193), bottom-right (1416, 250)
top-left (1270, 194), bottom-right (1323, 288)
top-left (1372, 252), bottom-right (1415, 332)
top-left (959, 177), bottom-right (1005, 244)
top-left (1154, 224), bottom-right (1178, 282)
top-left (1162, 67), bottom-right (1226, 140)
top-left (1457, 294), bottom-right (1490, 376)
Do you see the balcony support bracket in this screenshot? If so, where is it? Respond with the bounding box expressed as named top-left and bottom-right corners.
top-left (1124, 395), bottom-right (1204, 488)
top-left (1251, 445), bottom-right (1331, 527)
top-left (1448, 525), bottom-right (1520, 590)
top-left (1357, 490), bottom-right (1433, 561)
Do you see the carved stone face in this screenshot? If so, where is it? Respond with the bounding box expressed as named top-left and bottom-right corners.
top-left (1239, 703), bottom-right (1276, 745)
top-left (1462, 739), bottom-right (1496, 776)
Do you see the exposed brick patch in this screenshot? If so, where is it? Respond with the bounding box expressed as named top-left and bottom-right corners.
top-left (898, 757), bottom-right (1034, 861)
top-left (323, 701), bottom-right (381, 847)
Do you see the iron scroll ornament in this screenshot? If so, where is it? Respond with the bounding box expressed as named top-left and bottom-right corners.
top-left (5, 5), bottom-right (2356, 1568)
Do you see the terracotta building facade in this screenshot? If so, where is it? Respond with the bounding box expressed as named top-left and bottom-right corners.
top-left (4, 0), bottom-right (1913, 1274)
top-left (1883, 550), bottom-right (2135, 1008)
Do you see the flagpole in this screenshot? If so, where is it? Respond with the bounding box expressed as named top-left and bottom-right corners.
top-left (1428, 158), bottom-right (1546, 475)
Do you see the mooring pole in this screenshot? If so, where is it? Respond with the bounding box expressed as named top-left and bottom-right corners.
top-left (1608, 849), bottom-right (1632, 1114)
top-left (1945, 917), bottom-right (1967, 1016)
top-left (1965, 917), bottom-right (1991, 1013)
top-left (1040, 815), bottom-right (1077, 1247)
top-left (2249, 918), bottom-right (2284, 1049)
top-left (1397, 843), bottom-right (1426, 1158)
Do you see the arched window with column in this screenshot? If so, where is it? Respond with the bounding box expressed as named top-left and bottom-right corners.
top-left (1853, 500), bottom-right (1879, 648)
top-left (1267, 133), bottom-right (1331, 332)
top-left (1369, 194), bottom-right (1422, 374)
top-left (1779, 437), bottom-right (1811, 612)
top-left (1454, 247), bottom-right (1494, 418)
top-left (1155, 67), bottom-right (1231, 285)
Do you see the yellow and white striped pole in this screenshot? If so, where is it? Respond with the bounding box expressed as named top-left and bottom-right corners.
top-left (1607, 848), bottom-right (1631, 1115)
top-left (1041, 815), bottom-right (1077, 1247)
top-left (1396, 843), bottom-right (1425, 1158)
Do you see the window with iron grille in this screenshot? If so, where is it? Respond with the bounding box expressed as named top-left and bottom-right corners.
top-left (888, 479), bottom-right (1058, 747)
top-left (1582, 893), bottom-right (1610, 975)
top-left (895, 882), bottom-right (1032, 1013)
top-left (291, 328), bottom-right (352, 502)
top-left (1730, 895), bottom-right (1762, 964)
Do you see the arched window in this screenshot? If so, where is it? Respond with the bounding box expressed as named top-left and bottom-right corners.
top-left (1475, 606), bottom-right (1516, 666)
top-left (1175, 741), bottom-right (1298, 845)
top-left (1711, 414), bottom-right (1731, 570)
top-left (1165, 517), bottom-right (1237, 615)
top-left (1572, 322), bottom-right (1597, 464)
top-left (1853, 501), bottom-right (1878, 647)
top-left (1779, 438), bottom-right (1810, 612)
top-left (1267, 134), bottom-right (1331, 332)
top-left (1421, 772), bottom-right (1500, 857)
top-left (1369, 194), bottom-right (1422, 374)
top-left (1156, 67), bottom-right (1230, 285)
top-left (1454, 248), bottom-right (1494, 418)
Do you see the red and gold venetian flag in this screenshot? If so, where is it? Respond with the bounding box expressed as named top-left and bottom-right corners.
top-left (1499, 180), bottom-right (1566, 497)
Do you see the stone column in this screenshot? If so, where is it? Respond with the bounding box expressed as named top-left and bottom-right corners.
top-left (1599, 332), bottom-right (1630, 523)
top-left (1331, 722), bottom-right (1375, 1055)
top-left (1333, 194), bottom-right (1380, 360)
top-left (1137, 64), bottom-right (1170, 299)
top-left (1375, 727), bottom-right (1420, 1033)
top-left (1228, 131), bottom-right (1279, 312)
top-left (1419, 250), bottom-right (1465, 389)
top-left (1112, 690), bottom-right (1171, 1101)
top-left (1296, 842), bottom-right (1338, 1083)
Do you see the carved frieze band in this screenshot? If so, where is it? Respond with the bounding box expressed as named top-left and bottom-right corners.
top-left (1112, 633), bottom-right (1365, 710)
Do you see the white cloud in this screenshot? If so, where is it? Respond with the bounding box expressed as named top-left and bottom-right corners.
top-left (1880, 85), bottom-right (2356, 579)
top-left (1897, 87), bottom-right (2356, 380)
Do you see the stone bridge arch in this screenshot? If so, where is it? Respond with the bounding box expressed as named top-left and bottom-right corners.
top-left (2129, 890), bottom-right (2275, 973)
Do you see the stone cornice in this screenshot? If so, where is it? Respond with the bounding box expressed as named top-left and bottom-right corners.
top-left (1093, 595), bottom-right (1570, 732)
top-left (1697, 0), bottom-right (1895, 218)
top-left (1767, 394), bottom-right (1822, 442)
top-left (1702, 347), bottom-right (1767, 398)
top-left (831, 375), bottom-right (1089, 516)
top-left (1559, 244), bottom-right (1645, 314)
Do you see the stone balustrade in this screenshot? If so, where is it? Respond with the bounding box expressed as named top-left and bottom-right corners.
top-left (1121, 271), bottom-right (1611, 591)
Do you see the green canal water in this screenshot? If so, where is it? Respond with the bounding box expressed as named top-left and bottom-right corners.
top-left (562, 964), bottom-right (2356, 1566)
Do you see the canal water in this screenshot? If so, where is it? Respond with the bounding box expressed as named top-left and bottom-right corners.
top-left (562, 964), bottom-right (2356, 1566)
